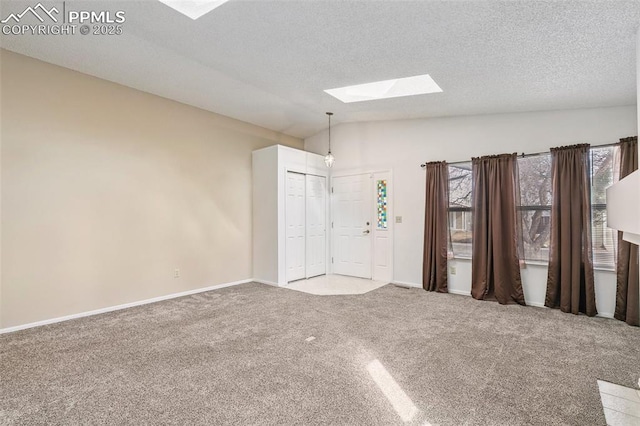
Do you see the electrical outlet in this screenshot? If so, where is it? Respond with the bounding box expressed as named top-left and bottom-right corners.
top-left (450, 266), bottom-right (456, 275)
top-left (174, 269), bottom-right (180, 278)
top-left (395, 216), bottom-right (402, 223)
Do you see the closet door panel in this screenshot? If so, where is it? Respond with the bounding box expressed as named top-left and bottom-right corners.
top-left (306, 175), bottom-right (326, 278)
top-left (286, 172), bottom-right (306, 282)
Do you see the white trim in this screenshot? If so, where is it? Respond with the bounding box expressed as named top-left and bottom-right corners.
top-left (1, 278), bottom-right (616, 334)
top-left (330, 166), bottom-right (394, 178)
top-left (391, 284), bottom-right (615, 318)
top-left (253, 279), bottom-right (280, 287)
top-left (454, 256), bottom-right (617, 274)
top-left (522, 301), bottom-right (614, 319)
top-left (392, 281), bottom-right (474, 298)
top-left (448, 289), bottom-right (472, 296)
top-left (522, 259), bottom-right (616, 273)
top-left (0, 279), bottom-right (252, 334)
top-left (393, 280), bottom-right (421, 288)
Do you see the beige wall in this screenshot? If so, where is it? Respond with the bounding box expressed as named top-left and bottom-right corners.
top-left (0, 50), bottom-right (302, 328)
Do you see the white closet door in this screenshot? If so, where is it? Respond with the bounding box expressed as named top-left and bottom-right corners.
top-left (286, 172), bottom-right (306, 282)
top-left (332, 174), bottom-right (372, 279)
top-left (305, 175), bottom-right (326, 278)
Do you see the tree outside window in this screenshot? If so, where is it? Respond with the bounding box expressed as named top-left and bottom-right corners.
top-left (446, 146), bottom-right (618, 269)
top-left (448, 162), bottom-right (472, 258)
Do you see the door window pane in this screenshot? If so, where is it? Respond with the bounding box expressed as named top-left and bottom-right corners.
top-left (377, 180), bottom-right (388, 229)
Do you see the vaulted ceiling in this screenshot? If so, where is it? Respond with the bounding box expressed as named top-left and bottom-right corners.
top-left (2, 0), bottom-right (640, 138)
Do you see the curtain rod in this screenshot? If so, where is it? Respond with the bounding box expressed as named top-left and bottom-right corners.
top-left (420, 141), bottom-right (623, 168)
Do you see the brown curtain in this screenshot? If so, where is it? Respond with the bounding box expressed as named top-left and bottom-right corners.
top-left (423, 161), bottom-right (449, 292)
top-left (614, 137), bottom-right (639, 326)
top-left (471, 154), bottom-right (525, 305)
top-left (545, 144), bottom-right (596, 316)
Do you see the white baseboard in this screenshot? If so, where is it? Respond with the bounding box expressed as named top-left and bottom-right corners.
top-left (1, 278), bottom-right (618, 334)
top-left (253, 279), bottom-right (280, 287)
top-left (392, 281), bottom-right (472, 297)
top-left (390, 284), bottom-right (616, 319)
top-left (523, 302), bottom-right (614, 318)
top-left (0, 279), bottom-right (252, 335)
top-left (448, 289), bottom-right (472, 296)
top-left (392, 280), bottom-right (421, 288)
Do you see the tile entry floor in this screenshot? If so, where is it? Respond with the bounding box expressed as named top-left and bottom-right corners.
top-left (598, 380), bottom-right (640, 426)
top-left (283, 274), bottom-right (389, 295)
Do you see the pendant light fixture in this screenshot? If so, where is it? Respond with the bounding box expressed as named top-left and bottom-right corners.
top-left (324, 112), bottom-right (335, 168)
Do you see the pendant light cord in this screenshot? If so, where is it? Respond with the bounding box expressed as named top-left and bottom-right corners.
top-left (327, 112), bottom-right (333, 154)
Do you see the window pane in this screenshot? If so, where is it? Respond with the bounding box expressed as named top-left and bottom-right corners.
top-left (449, 211), bottom-right (472, 257)
top-left (518, 154), bottom-right (552, 208)
top-left (590, 147), bottom-right (615, 205)
top-left (592, 207), bottom-right (616, 268)
top-left (590, 147), bottom-right (617, 269)
top-left (449, 162), bottom-right (472, 208)
top-left (376, 180), bottom-right (388, 229)
top-left (521, 209), bottom-right (550, 261)
top-left (518, 154), bottom-right (552, 262)
top-left (448, 162), bottom-right (472, 257)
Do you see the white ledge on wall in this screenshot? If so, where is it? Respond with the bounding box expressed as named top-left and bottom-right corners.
top-left (607, 169), bottom-right (640, 244)
top-left (622, 232), bottom-right (640, 245)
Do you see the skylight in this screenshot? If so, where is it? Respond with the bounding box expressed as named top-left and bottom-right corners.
top-left (157, 0), bottom-right (230, 20)
top-left (324, 74), bottom-right (443, 103)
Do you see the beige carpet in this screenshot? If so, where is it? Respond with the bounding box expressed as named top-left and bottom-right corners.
top-left (1, 283), bottom-right (639, 425)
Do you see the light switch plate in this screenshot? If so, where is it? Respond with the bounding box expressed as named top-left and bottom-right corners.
top-left (395, 216), bottom-right (402, 223)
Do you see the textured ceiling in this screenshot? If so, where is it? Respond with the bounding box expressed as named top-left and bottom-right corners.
top-left (1, 0), bottom-right (639, 138)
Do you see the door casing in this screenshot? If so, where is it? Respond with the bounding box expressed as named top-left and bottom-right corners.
top-left (330, 169), bottom-right (393, 282)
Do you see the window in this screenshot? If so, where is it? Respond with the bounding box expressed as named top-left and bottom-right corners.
top-left (376, 180), bottom-right (388, 229)
top-left (448, 162), bottom-right (472, 257)
top-left (446, 146), bottom-right (617, 268)
top-left (518, 154), bottom-right (552, 262)
top-left (450, 211), bottom-right (470, 230)
top-left (590, 146), bottom-right (618, 269)
top-left (516, 147), bottom-right (618, 269)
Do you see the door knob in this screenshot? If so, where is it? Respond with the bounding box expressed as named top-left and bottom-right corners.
top-left (363, 230), bottom-right (370, 234)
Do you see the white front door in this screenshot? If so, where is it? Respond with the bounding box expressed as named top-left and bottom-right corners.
top-left (332, 174), bottom-right (372, 279)
top-left (286, 172), bottom-right (306, 282)
top-left (305, 175), bottom-right (326, 278)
